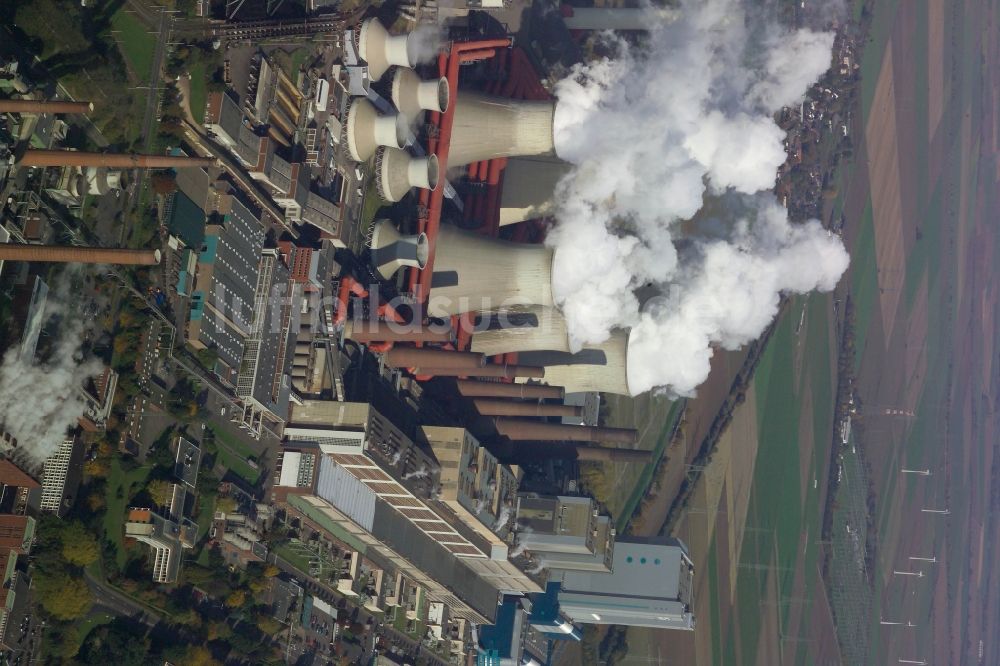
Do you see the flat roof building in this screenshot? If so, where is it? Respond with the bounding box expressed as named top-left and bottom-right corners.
top-left (515, 494), bottom-right (614, 573)
top-left (124, 508), bottom-right (197, 583)
top-left (39, 438), bottom-right (81, 516)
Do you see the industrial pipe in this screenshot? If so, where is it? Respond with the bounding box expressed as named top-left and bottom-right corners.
top-left (575, 445), bottom-right (652, 464)
top-left (0, 99), bottom-right (94, 114)
top-left (472, 399), bottom-right (582, 418)
top-left (494, 419), bottom-right (638, 444)
top-left (0, 245), bottom-right (161, 266)
top-left (455, 380), bottom-right (564, 399)
top-left (18, 150), bottom-right (216, 168)
top-left (345, 320), bottom-right (452, 344)
top-left (415, 364), bottom-right (544, 378)
top-left (385, 347), bottom-right (484, 369)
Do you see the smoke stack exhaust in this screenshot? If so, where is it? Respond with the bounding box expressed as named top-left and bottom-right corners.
top-left (494, 419), bottom-right (638, 443)
top-left (18, 150), bottom-right (215, 169)
top-left (374, 147), bottom-right (439, 202)
top-left (0, 245), bottom-right (161, 266)
top-left (345, 98), bottom-right (407, 162)
top-left (449, 93), bottom-right (555, 168)
top-left (391, 67), bottom-right (449, 125)
top-left (456, 380), bottom-right (564, 399)
top-left (356, 17), bottom-right (418, 81)
top-left (368, 219), bottom-right (429, 279)
top-left (0, 99), bottom-right (94, 114)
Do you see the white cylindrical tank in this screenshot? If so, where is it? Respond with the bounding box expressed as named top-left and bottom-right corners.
top-left (345, 98), bottom-right (407, 162)
top-left (357, 17), bottom-right (417, 82)
top-left (518, 331), bottom-right (630, 395)
top-left (374, 147), bottom-right (439, 202)
top-left (499, 156), bottom-right (570, 226)
top-left (85, 167), bottom-right (123, 196)
top-left (369, 219), bottom-right (429, 279)
top-left (391, 67), bottom-right (449, 126)
top-left (449, 93), bottom-right (555, 168)
top-left (470, 305), bottom-right (571, 356)
top-left (427, 223), bottom-right (554, 317)
top-left (562, 6), bottom-right (680, 31)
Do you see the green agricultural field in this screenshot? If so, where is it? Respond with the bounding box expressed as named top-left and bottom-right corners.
top-left (111, 8), bottom-right (155, 82)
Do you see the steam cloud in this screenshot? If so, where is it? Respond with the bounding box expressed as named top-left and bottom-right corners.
top-left (548, 0), bottom-right (849, 396)
top-left (408, 23), bottom-right (445, 65)
top-left (0, 284), bottom-right (102, 465)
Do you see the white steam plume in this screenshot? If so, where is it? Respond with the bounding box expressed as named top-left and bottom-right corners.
top-left (0, 289), bottom-right (102, 464)
top-left (408, 23), bottom-right (444, 64)
top-left (548, 0), bottom-right (848, 396)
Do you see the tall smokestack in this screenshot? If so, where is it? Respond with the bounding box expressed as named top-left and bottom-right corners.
top-left (449, 93), bottom-right (555, 168)
top-left (416, 364), bottom-right (545, 379)
top-left (391, 67), bottom-right (449, 126)
top-left (575, 445), bottom-right (652, 463)
top-left (345, 320), bottom-right (451, 344)
top-left (368, 219), bottom-right (429, 279)
top-left (385, 347), bottom-right (484, 369)
top-left (345, 98), bottom-right (407, 162)
top-left (356, 18), bottom-right (418, 81)
top-left (456, 380), bottom-right (564, 399)
top-left (18, 150), bottom-right (216, 169)
top-left (428, 224), bottom-right (554, 317)
top-left (0, 245), bottom-right (161, 266)
top-left (0, 99), bottom-right (94, 115)
top-left (374, 147), bottom-right (439, 202)
top-left (472, 399), bottom-right (582, 418)
top-left (494, 419), bottom-right (638, 444)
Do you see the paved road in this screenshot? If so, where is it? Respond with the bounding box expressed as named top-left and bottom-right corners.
top-left (83, 569), bottom-right (163, 628)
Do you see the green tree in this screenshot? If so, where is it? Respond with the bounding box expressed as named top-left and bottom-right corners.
top-left (81, 621), bottom-right (150, 665)
top-left (61, 522), bottom-right (100, 567)
top-left (184, 645), bottom-right (221, 665)
top-left (35, 572), bottom-right (91, 620)
top-left (147, 479), bottom-right (174, 507)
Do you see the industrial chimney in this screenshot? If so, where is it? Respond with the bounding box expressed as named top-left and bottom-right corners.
top-left (518, 331), bottom-right (631, 395)
top-left (494, 418), bottom-right (638, 444)
top-left (18, 150), bottom-right (215, 169)
top-left (455, 380), bottom-right (565, 400)
top-left (374, 147), bottom-right (439, 202)
top-left (0, 99), bottom-right (93, 115)
top-left (344, 320), bottom-right (451, 344)
top-left (499, 156), bottom-right (570, 226)
top-left (390, 67), bottom-right (449, 126)
top-left (0, 245), bottom-right (161, 266)
top-left (356, 18), bottom-right (418, 82)
top-left (344, 98), bottom-right (407, 162)
top-left (369, 219), bottom-right (429, 279)
top-left (427, 223), bottom-right (554, 317)
top-left (472, 399), bottom-right (582, 418)
top-left (449, 92), bottom-right (555, 168)
top-left (470, 306), bottom-right (571, 356)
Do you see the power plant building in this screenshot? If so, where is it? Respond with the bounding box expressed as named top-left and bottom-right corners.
top-left (515, 494), bottom-right (615, 574)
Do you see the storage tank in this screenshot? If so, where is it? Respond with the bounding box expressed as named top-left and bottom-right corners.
top-left (449, 93), bottom-right (555, 168)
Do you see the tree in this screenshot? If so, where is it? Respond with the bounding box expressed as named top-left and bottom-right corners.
top-left (84, 459), bottom-right (110, 477)
top-left (147, 479), bottom-right (174, 507)
top-left (87, 492), bottom-right (107, 512)
top-left (263, 564), bottom-right (280, 578)
top-left (183, 646), bottom-right (221, 666)
top-left (256, 615), bottom-right (282, 635)
top-left (35, 572), bottom-right (91, 620)
top-left (81, 621), bottom-right (150, 665)
top-left (215, 496), bottom-right (238, 513)
top-left (225, 589), bottom-right (247, 608)
top-left (150, 171), bottom-right (177, 195)
top-left (61, 522), bottom-right (100, 566)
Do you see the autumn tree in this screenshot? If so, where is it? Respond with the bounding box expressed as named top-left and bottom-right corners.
top-left (61, 522), bottom-right (100, 567)
top-left (147, 479), bottom-right (174, 507)
top-left (35, 572), bottom-right (91, 620)
top-left (225, 589), bottom-right (246, 608)
top-left (183, 646), bottom-right (221, 666)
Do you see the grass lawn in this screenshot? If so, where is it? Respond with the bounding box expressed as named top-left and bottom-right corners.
top-left (104, 459), bottom-right (154, 568)
top-left (187, 63), bottom-right (208, 121)
top-left (111, 7), bottom-right (155, 82)
top-left (215, 447), bottom-right (262, 485)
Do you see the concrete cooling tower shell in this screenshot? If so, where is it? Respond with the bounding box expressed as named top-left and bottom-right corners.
top-left (518, 331), bottom-right (630, 395)
top-left (470, 305), bottom-right (571, 356)
top-left (499, 156), bottom-right (570, 226)
top-left (391, 67), bottom-right (449, 125)
top-left (369, 219), bottom-right (429, 279)
top-left (345, 98), bottom-right (407, 163)
top-left (449, 93), bottom-right (555, 168)
top-left (375, 147), bottom-right (439, 202)
top-left (357, 18), bottom-right (417, 82)
top-left (428, 223), bottom-right (554, 318)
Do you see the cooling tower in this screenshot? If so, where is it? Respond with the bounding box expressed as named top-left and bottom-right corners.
top-left (561, 6), bottom-right (681, 30)
top-left (470, 306), bottom-right (570, 356)
top-left (18, 150), bottom-right (215, 169)
top-left (0, 245), bottom-right (161, 266)
top-left (345, 98), bottom-right (407, 163)
top-left (374, 147), bottom-right (439, 202)
top-left (494, 419), bottom-right (638, 444)
top-left (499, 156), bottom-right (570, 226)
top-left (455, 380), bottom-right (564, 400)
top-left (427, 224), bottom-right (554, 317)
top-left (449, 93), bottom-right (555, 168)
top-left (390, 67), bottom-right (449, 125)
top-left (0, 99), bottom-right (93, 114)
top-left (472, 399), bottom-right (582, 418)
top-left (519, 331), bottom-right (630, 395)
top-left (356, 18), bottom-right (417, 82)
top-left (369, 219), bottom-right (429, 279)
